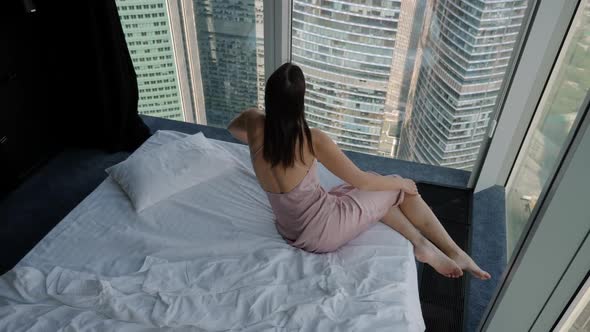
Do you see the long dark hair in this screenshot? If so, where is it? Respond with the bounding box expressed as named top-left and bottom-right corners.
top-left (263, 63), bottom-right (315, 168)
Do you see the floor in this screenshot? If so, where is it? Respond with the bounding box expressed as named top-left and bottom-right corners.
top-left (0, 115), bottom-right (505, 332)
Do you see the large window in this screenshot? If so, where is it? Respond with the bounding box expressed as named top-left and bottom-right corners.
top-left (116, 0), bottom-right (264, 125)
top-left (291, 0), bottom-right (531, 171)
top-left (506, 0), bottom-right (590, 257)
top-left (115, 0), bottom-right (536, 173)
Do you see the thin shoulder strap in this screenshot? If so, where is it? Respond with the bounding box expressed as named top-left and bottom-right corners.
top-left (251, 144), bottom-right (263, 157)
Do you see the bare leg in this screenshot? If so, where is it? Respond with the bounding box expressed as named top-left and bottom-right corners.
top-left (399, 194), bottom-right (491, 280)
top-left (381, 206), bottom-right (462, 278)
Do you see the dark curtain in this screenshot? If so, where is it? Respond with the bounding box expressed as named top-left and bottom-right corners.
top-left (0, 3), bottom-right (57, 195)
top-left (44, 0), bottom-right (151, 151)
top-left (0, 1), bottom-right (150, 194)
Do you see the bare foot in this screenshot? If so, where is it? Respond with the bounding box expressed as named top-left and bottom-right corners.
top-left (414, 238), bottom-right (463, 278)
top-left (449, 250), bottom-right (491, 280)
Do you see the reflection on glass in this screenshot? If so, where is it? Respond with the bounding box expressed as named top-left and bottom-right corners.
top-left (116, 0), bottom-right (265, 126)
top-left (506, 0), bottom-right (590, 256)
top-left (292, 0), bottom-right (530, 171)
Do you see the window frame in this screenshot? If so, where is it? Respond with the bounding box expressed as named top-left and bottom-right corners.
top-left (473, 0), bottom-right (581, 192)
top-left (263, 0), bottom-right (292, 81)
top-left (553, 273), bottom-right (590, 331)
top-left (480, 91), bottom-right (590, 331)
top-left (277, 0), bottom-right (548, 179)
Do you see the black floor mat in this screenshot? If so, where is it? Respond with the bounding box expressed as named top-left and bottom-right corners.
top-left (417, 182), bottom-right (472, 332)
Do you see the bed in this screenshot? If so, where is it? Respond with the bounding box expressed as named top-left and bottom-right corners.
top-left (0, 130), bottom-right (425, 331)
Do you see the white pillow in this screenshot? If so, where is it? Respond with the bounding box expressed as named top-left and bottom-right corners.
top-left (106, 132), bottom-right (235, 212)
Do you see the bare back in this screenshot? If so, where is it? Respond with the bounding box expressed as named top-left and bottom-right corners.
top-left (247, 115), bottom-right (315, 194)
top-left (231, 109), bottom-right (405, 194)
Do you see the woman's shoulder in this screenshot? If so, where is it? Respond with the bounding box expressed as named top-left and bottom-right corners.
top-left (310, 127), bottom-right (329, 147)
top-left (242, 108), bottom-right (264, 123)
top-left (247, 108), bottom-right (264, 122)
top-left (310, 127), bottom-right (324, 137)
top-left (245, 109), bottom-right (265, 147)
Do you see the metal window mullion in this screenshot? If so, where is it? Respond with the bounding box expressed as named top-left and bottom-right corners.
top-left (263, 0), bottom-right (291, 81)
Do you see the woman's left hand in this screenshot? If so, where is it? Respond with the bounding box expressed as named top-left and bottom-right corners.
top-left (400, 178), bottom-right (419, 195)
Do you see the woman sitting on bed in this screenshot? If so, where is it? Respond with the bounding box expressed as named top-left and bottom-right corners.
top-left (228, 63), bottom-right (490, 280)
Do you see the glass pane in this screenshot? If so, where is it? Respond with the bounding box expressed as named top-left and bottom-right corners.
top-left (116, 0), bottom-right (186, 121)
top-left (291, 0), bottom-right (531, 171)
top-left (506, 0), bottom-right (590, 257)
top-left (192, 0), bottom-right (265, 126)
top-left (116, 0), bottom-right (264, 125)
top-left (558, 277), bottom-right (590, 332)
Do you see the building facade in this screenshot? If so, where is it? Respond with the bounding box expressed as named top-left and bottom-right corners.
top-left (116, 0), bottom-right (187, 121)
top-left (398, 0), bottom-right (529, 170)
top-left (191, 0), bottom-right (265, 127)
top-left (292, 0), bottom-right (426, 156)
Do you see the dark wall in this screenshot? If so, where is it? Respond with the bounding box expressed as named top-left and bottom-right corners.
top-left (0, 3), bottom-right (60, 195)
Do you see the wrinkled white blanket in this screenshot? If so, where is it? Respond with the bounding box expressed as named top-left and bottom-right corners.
top-left (0, 131), bottom-right (424, 331)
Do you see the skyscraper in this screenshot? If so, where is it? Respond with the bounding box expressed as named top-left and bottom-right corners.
top-left (383, 0), bottom-right (428, 156)
top-left (116, 0), bottom-right (192, 121)
top-left (191, 0), bottom-right (265, 127)
top-left (291, 0), bottom-right (426, 157)
top-left (398, 0), bottom-right (529, 170)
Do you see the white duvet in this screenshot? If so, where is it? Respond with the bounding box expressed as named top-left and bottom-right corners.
top-left (0, 131), bottom-right (424, 331)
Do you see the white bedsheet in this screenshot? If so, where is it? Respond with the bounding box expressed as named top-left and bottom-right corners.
top-left (0, 130), bottom-right (424, 332)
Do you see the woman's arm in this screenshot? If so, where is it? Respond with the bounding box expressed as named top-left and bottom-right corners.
top-left (312, 128), bottom-right (417, 194)
top-left (227, 108), bottom-right (260, 144)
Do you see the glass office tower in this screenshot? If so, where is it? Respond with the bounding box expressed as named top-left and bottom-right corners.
top-left (292, 0), bottom-right (427, 157)
top-left (191, 0), bottom-right (265, 127)
top-left (116, 0), bottom-right (186, 121)
top-left (398, 0), bottom-right (529, 170)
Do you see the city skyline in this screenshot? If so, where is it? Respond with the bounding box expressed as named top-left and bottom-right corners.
top-left (117, 0), bottom-right (529, 171)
